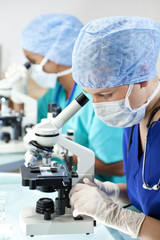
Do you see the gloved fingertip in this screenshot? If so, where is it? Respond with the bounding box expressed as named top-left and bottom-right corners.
top-left (73, 209), bottom-right (79, 217)
top-left (83, 178), bottom-right (90, 184)
top-left (83, 178), bottom-right (96, 187)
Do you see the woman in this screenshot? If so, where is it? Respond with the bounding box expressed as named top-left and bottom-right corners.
top-left (20, 13), bottom-right (125, 183)
top-left (70, 16), bottom-right (160, 239)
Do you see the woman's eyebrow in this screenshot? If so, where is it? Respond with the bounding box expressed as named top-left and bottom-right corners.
top-left (98, 92), bottom-right (112, 95)
top-left (95, 91), bottom-right (112, 96)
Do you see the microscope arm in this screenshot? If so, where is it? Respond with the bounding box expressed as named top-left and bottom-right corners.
top-left (57, 135), bottom-right (95, 184)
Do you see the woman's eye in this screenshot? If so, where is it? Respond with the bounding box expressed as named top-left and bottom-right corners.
top-left (101, 93), bottom-right (112, 98)
top-left (92, 93), bottom-right (112, 102)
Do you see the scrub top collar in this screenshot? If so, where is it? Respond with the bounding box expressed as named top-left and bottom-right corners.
top-left (55, 82), bottom-right (77, 107)
top-left (128, 119), bottom-right (160, 177)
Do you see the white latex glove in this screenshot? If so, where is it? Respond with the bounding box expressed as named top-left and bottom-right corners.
top-left (5, 64), bottom-right (28, 103)
top-left (5, 64), bottom-right (27, 85)
top-left (87, 178), bottom-right (120, 202)
top-left (70, 178), bottom-right (145, 239)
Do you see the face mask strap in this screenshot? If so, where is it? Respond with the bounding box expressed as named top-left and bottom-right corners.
top-left (31, 57), bottom-right (48, 71)
top-left (124, 84), bottom-right (134, 109)
top-left (40, 57), bottom-right (72, 77)
top-left (126, 81), bottom-right (160, 112)
top-left (40, 57), bottom-right (48, 67)
top-left (126, 84), bottom-right (133, 98)
top-left (57, 68), bottom-right (72, 77)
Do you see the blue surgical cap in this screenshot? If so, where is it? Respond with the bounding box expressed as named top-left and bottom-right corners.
top-left (20, 14), bottom-right (83, 66)
top-left (72, 16), bottom-right (160, 89)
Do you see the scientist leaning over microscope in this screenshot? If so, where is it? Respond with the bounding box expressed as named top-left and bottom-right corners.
top-left (17, 13), bottom-right (126, 183)
top-left (69, 16), bottom-right (160, 239)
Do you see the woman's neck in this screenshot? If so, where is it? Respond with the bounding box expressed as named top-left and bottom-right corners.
top-left (58, 73), bottom-right (75, 99)
top-left (141, 76), bottom-right (160, 128)
top-left (139, 76), bottom-right (160, 150)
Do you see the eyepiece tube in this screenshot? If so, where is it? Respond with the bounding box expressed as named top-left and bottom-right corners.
top-left (75, 92), bottom-right (89, 107)
top-left (53, 93), bottom-right (89, 129)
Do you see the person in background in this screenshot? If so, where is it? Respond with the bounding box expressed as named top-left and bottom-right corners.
top-left (20, 13), bottom-right (126, 183)
top-left (70, 16), bottom-right (160, 239)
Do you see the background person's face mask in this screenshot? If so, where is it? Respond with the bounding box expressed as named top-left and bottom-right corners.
top-left (93, 82), bottom-right (160, 128)
top-left (29, 57), bottom-right (72, 88)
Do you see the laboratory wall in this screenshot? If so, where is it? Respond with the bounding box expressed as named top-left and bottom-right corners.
top-left (0, 0), bottom-right (160, 73)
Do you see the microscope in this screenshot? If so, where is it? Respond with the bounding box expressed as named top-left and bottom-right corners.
top-left (0, 63), bottom-right (37, 154)
top-left (20, 93), bottom-right (95, 236)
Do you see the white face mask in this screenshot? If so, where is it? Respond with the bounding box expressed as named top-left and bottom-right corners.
top-left (93, 82), bottom-right (160, 128)
top-left (29, 57), bottom-right (72, 88)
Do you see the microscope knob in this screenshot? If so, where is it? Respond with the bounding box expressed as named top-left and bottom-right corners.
top-left (67, 129), bottom-right (74, 135)
top-left (44, 210), bottom-right (52, 220)
top-left (0, 132), bottom-right (11, 143)
top-left (36, 198), bottom-right (54, 220)
top-left (24, 124), bottom-right (34, 134)
top-left (48, 102), bottom-right (62, 117)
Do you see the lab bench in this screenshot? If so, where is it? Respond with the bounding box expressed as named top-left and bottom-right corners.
top-left (0, 173), bottom-right (140, 240)
top-left (0, 153), bottom-right (24, 171)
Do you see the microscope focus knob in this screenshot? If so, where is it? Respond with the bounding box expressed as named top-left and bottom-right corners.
top-left (36, 198), bottom-right (54, 221)
top-left (0, 132), bottom-right (11, 143)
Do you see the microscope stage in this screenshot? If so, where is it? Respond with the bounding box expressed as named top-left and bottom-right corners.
top-left (20, 206), bottom-right (94, 236)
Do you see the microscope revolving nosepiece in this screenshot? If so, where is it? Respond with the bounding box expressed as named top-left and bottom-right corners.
top-left (24, 140), bottom-right (53, 167)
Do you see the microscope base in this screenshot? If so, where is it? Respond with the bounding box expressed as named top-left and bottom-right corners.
top-left (20, 206), bottom-right (94, 236)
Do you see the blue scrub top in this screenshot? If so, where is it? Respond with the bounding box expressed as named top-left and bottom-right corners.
top-left (123, 120), bottom-right (160, 219)
top-left (38, 81), bottom-right (126, 183)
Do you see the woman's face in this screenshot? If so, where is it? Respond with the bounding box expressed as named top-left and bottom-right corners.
top-left (83, 83), bottom-right (148, 109)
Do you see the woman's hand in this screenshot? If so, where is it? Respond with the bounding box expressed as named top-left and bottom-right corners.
top-left (70, 178), bottom-right (145, 239)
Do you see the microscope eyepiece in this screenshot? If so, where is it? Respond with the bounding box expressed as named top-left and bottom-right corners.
top-left (75, 93), bottom-right (89, 107)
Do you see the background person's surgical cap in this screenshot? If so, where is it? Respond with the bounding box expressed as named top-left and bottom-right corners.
top-left (20, 13), bottom-right (83, 66)
top-left (72, 16), bottom-right (160, 89)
